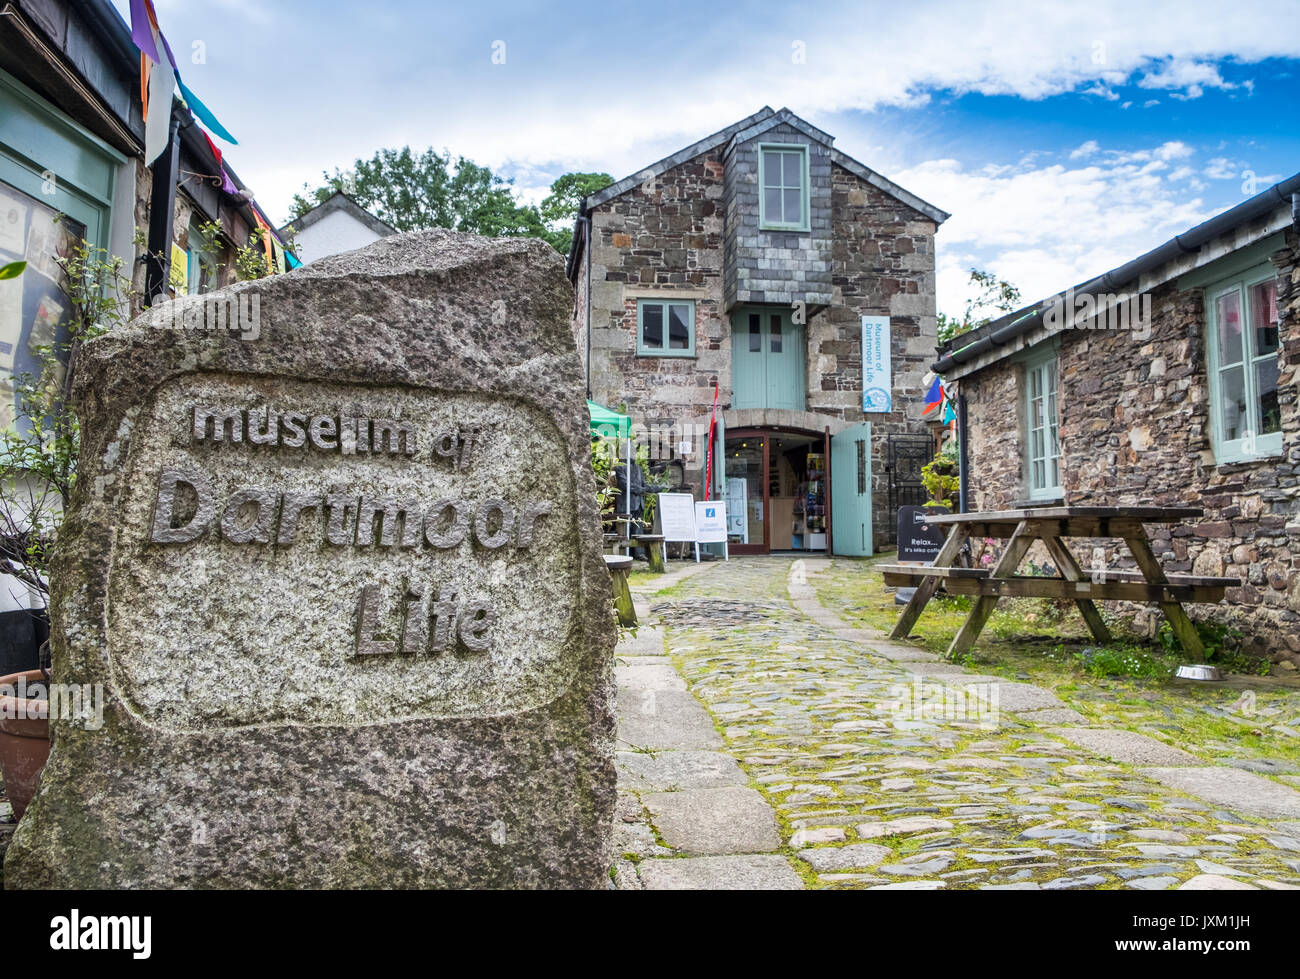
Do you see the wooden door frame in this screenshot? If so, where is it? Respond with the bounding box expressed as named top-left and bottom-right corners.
top-left (725, 427), bottom-right (770, 554)
top-left (824, 426), bottom-right (832, 554)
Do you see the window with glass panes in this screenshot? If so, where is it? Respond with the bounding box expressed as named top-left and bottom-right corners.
top-left (637, 299), bottom-right (695, 356)
top-left (187, 219), bottom-right (220, 295)
top-left (758, 144), bottom-right (809, 232)
top-left (1025, 356), bottom-right (1061, 499)
top-left (1206, 270), bottom-right (1281, 462)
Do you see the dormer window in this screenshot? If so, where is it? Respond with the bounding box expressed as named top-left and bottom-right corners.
top-left (758, 143), bottom-right (810, 232)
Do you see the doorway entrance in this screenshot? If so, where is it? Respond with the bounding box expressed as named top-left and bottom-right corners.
top-left (722, 429), bottom-right (827, 554)
top-left (721, 424), bottom-right (873, 556)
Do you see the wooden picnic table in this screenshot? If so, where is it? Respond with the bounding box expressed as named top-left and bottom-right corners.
top-left (876, 506), bottom-right (1240, 660)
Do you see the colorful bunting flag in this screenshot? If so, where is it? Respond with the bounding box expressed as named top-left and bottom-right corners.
top-left (200, 129), bottom-right (223, 172)
top-left (142, 26), bottom-right (175, 165)
top-left (129, 0), bottom-right (160, 64)
top-left (924, 376), bottom-right (942, 405)
top-left (140, 52), bottom-right (151, 120)
top-left (176, 75), bottom-right (238, 144)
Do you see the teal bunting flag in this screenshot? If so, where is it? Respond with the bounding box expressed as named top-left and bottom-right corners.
top-left (175, 74), bottom-right (238, 144)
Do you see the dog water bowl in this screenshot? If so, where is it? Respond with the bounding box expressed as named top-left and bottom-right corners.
top-left (1176, 664), bottom-right (1222, 681)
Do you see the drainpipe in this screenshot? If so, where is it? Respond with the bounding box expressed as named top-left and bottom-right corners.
top-left (582, 214), bottom-right (593, 400)
top-left (143, 109), bottom-right (182, 306)
top-left (957, 392), bottom-right (970, 514)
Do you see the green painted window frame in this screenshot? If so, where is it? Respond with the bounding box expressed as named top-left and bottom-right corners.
top-left (757, 143), bottom-right (810, 232)
top-left (636, 298), bottom-right (696, 357)
top-left (1204, 264), bottom-right (1283, 464)
top-left (0, 68), bottom-right (123, 254)
top-left (187, 219), bottom-right (221, 295)
top-left (1023, 351), bottom-right (1062, 501)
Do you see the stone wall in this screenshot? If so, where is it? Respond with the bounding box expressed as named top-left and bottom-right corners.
top-left (959, 226), bottom-right (1300, 662)
top-left (824, 165), bottom-right (941, 546)
top-left (575, 149), bottom-right (939, 545)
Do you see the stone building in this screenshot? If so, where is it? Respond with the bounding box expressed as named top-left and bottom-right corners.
top-left (278, 190), bottom-right (397, 265)
top-left (935, 173), bottom-right (1300, 662)
top-left (0, 0), bottom-right (291, 673)
top-left (567, 107), bottom-right (948, 554)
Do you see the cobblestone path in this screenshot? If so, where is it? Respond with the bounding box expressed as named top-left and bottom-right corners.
top-left (613, 556), bottom-right (1300, 890)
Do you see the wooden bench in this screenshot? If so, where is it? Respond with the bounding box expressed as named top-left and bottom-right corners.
top-left (604, 554), bottom-right (636, 627)
top-left (634, 534), bottom-right (666, 573)
top-left (883, 506), bottom-right (1242, 660)
top-left (876, 565), bottom-right (1237, 604)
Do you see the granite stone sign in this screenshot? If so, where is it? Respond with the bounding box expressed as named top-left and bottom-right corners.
top-left (4, 231), bottom-right (616, 888)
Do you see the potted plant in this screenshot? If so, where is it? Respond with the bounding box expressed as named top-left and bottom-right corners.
top-left (0, 668), bottom-right (49, 819)
top-left (921, 441), bottom-right (960, 510)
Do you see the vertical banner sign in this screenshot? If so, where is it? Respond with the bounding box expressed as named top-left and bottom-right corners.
top-left (704, 381), bottom-right (719, 501)
top-left (861, 315), bottom-right (892, 413)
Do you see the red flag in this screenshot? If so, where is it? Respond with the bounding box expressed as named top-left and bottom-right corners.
top-left (703, 381), bottom-right (720, 502)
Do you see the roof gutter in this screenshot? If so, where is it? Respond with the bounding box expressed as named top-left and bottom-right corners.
top-left (933, 170), bottom-right (1300, 375)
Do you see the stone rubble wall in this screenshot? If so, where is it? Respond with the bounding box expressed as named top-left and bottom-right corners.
top-left (960, 227), bottom-right (1300, 662)
top-left (574, 147), bottom-right (940, 546)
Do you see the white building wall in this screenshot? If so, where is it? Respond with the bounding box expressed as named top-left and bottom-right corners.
top-left (292, 210), bottom-right (388, 264)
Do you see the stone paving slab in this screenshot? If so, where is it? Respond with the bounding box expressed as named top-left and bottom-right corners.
top-left (616, 750), bottom-right (748, 792)
top-left (1018, 707), bottom-right (1090, 725)
top-left (967, 681), bottom-right (1066, 711)
top-left (616, 689), bottom-right (724, 751)
top-left (863, 642), bottom-right (940, 662)
top-left (615, 627), bottom-right (667, 657)
top-left (1051, 728), bottom-right (1201, 765)
top-left (1141, 767), bottom-right (1300, 820)
top-left (901, 662), bottom-right (972, 675)
top-left (642, 786), bottom-right (782, 855)
top-left (795, 843), bottom-right (893, 872)
top-left (637, 854), bottom-right (804, 890)
top-left (615, 662), bottom-right (688, 692)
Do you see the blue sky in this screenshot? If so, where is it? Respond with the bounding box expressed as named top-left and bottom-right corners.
top-left (116, 0), bottom-right (1300, 316)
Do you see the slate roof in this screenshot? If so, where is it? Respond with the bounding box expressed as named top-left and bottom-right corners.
top-left (581, 106), bottom-right (949, 225)
top-left (278, 191), bottom-right (399, 239)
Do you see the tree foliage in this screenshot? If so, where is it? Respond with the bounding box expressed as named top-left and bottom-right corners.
top-left (289, 146), bottom-right (611, 255)
top-left (937, 267), bottom-right (1023, 345)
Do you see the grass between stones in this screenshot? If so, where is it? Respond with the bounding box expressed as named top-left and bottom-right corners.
top-left (811, 559), bottom-right (1300, 776)
top-left (640, 557), bottom-right (1300, 890)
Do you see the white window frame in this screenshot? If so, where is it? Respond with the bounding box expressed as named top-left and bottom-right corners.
top-left (1024, 353), bottom-right (1062, 501)
top-left (1204, 266), bottom-right (1283, 464)
top-left (757, 143), bottom-right (810, 232)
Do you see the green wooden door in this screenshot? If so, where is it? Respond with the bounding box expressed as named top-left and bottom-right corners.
top-left (731, 307), bottom-right (805, 411)
top-left (830, 422), bottom-right (872, 556)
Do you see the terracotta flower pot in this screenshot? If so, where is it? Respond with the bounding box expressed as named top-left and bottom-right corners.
top-left (0, 669), bottom-right (51, 820)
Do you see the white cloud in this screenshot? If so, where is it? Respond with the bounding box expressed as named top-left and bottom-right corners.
top-left (1138, 58), bottom-right (1235, 98)
top-left (180, 0), bottom-right (1300, 221)
top-left (1069, 140), bottom-right (1100, 159)
top-left (1204, 156), bottom-right (1241, 179)
top-left (895, 148), bottom-right (1215, 316)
